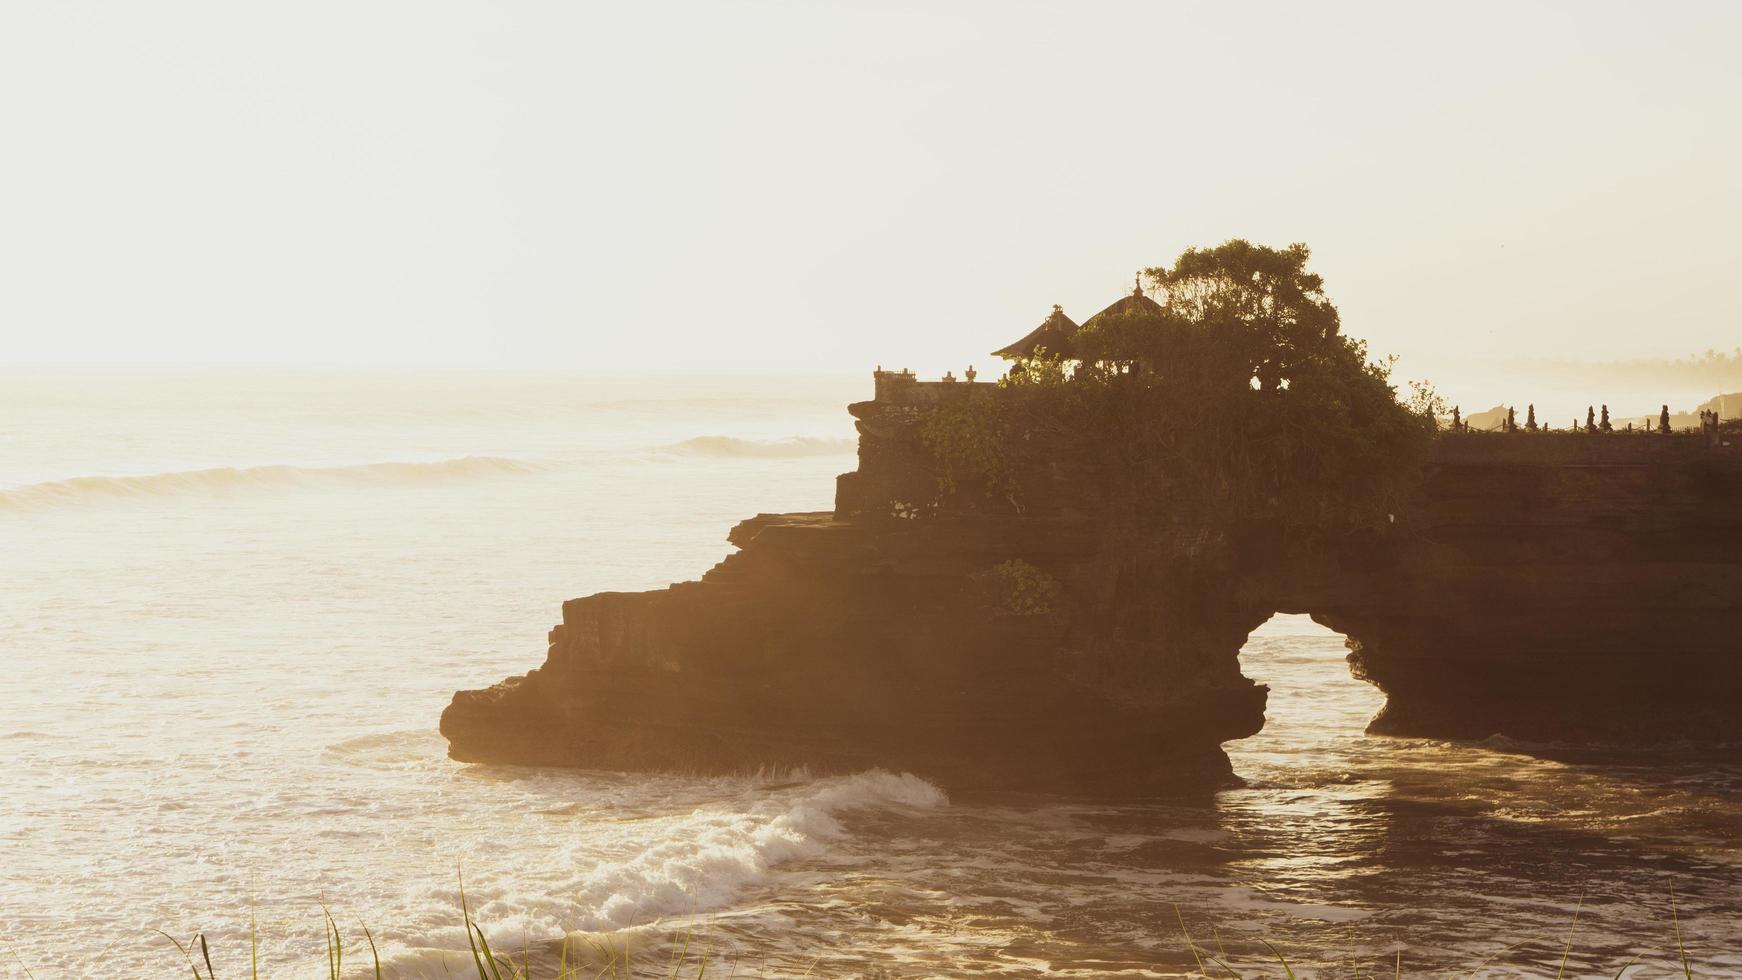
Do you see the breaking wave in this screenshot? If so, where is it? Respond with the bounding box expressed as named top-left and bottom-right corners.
top-left (659, 436), bottom-right (855, 458)
top-left (561, 769), bottom-right (944, 931)
top-left (381, 771), bottom-right (946, 974)
top-left (0, 456), bottom-right (540, 508)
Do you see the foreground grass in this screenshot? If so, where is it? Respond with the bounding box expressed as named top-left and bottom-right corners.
top-left (140, 907), bottom-right (1709, 980)
top-left (8, 885), bottom-right (1712, 979)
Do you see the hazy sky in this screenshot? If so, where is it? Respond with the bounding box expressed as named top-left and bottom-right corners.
top-left (4, 1), bottom-right (1740, 375)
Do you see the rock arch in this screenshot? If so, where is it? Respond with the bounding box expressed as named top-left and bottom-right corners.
top-left (444, 388), bottom-right (1742, 792)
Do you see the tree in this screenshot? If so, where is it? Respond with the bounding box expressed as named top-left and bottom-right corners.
top-left (1113, 240), bottom-right (1340, 393)
top-left (925, 240), bottom-right (1437, 536)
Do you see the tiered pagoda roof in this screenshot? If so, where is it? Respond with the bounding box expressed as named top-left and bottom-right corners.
top-left (992, 283), bottom-right (1163, 360)
top-left (1082, 283), bottom-right (1163, 328)
top-left (991, 305), bottom-right (1081, 359)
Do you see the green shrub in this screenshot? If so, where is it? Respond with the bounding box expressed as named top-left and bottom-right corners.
top-left (978, 559), bottom-right (1061, 617)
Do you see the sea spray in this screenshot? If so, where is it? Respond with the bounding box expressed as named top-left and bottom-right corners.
top-left (386, 770), bottom-right (946, 969)
top-left (0, 456), bottom-right (541, 508)
top-left (556, 771), bottom-right (942, 933)
top-left (657, 436), bottom-right (856, 459)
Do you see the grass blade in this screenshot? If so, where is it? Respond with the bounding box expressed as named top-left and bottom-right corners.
top-left (321, 903), bottom-right (343, 980)
top-left (1261, 939), bottom-right (1289, 980)
top-left (460, 872), bottom-right (493, 980)
top-left (1258, 940), bottom-right (1295, 980)
top-left (200, 932), bottom-right (218, 980)
top-left (364, 924), bottom-right (384, 980)
top-left (472, 922), bottom-right (507, 980)
top-left (1202, 952), bottom-right (1244, 980)
top-left (1671, 890), bottom-right (1694, 979)
top-left (156, 930), bottom-right (203, 980)
top-left (1555, 894), bottom-right (1586, 979)
top-left (669, 925), bottom-right (695, 980)
top-left (1174, 904), bottom-right (1207, 978)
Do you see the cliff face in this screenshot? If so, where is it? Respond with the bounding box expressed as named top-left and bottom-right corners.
top-left (441, 511), bottom-right (1270, 792)
top-left (443, 377), bottom-right (1742, 791)
top-left (1276, 437), bottom-right (1742, 742)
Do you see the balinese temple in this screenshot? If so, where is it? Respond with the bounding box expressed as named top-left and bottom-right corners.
top-left (992, 283), bottom-right (1164, 360)
top-left (992, 305), bottom-right (1081, 359)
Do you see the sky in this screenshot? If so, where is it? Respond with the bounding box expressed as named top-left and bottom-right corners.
top-left (3, 1), bottom-right (1740, 381)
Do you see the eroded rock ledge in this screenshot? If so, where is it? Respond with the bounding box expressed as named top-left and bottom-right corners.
top-left (443, 378), bottom-right (1742, 791)
top-left (442, 512), bottom-right (1268, 792)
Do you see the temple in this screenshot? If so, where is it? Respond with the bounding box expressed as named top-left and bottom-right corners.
top-left (441, 301), bottom-right (1742, 794)
top-left (988, 283), bottom-right (1165, 362)
top-left (991, 305), bottom-right (1080, 360)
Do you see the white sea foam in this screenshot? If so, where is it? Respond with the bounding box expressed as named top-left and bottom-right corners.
top-left (0, 456), bottom-right (540, 508)
top-left (372, 771), bottom-right (945, 978)
top-left (498, 771), bottom-right (935, 933)
top-left (658, 435), bottom-right (856, 458)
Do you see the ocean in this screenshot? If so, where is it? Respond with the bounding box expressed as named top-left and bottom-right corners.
top-left (2, 370), bottom-right (1737, 978)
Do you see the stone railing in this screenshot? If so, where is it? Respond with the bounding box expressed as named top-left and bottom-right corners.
top-left (871, 368), bottom-right (992, 405)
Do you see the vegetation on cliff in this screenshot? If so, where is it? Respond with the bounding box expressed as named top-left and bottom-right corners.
top-left (923, 240), bottom-right (1440, 533)
top-left (975, 558), bottom-right (1062, 616)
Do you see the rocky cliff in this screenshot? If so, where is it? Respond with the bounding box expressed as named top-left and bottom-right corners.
top-left (442, 376), bottom-right (1742, 791)
top-left (1289, 435), bottom-right (1742, 743)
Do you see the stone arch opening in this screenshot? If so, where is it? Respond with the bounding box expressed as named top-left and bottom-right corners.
top-left (1232, 613), bottom-right (1385, 760)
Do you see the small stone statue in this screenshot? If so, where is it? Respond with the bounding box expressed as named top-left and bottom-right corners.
top-left (965, 365), bottom-right (977, 383)
top-left (1526, 404), bottom-right (1537, 432)
top-left (1505, 407), bottom-right (1517, 432)
top-left (1452, 405), bottom-right (1462, 431)
top-left (1585, 406), bottom-right (1596, 433)
top-left (1600, 404), bottom-right (1612, 432)
top-left (1660, 405), bottom-right (1672, 434)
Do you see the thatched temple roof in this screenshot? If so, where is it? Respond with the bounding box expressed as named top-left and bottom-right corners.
top-left (1082, 283), bottom-right (1163, 328)
top-left (993, 285), bottom-right (1165, 361)
top-left (992, 304), bottom-right (1081, 359)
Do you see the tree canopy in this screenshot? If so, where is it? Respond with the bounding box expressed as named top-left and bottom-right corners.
top-left (923, 240), bottom-right (1438, 535)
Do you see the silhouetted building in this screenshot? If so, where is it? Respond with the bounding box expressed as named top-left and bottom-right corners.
top-left (1080, 282), bottom-right (1165, 331)
top-left (993, 284), bottom-right (1166, 363)
top-left (993, 305), bottom-right (1082, 360)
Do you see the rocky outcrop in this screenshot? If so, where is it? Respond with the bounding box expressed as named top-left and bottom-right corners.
top-left (443, 377), bottom-right (1742, 792)
top-left (441, 511), bottom-right (1270, 792)
top-left (1264, 436), bottom-right (1742, 743)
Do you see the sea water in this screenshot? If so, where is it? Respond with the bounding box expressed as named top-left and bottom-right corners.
top-left (1, 371), bottom-right (1737, 979)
